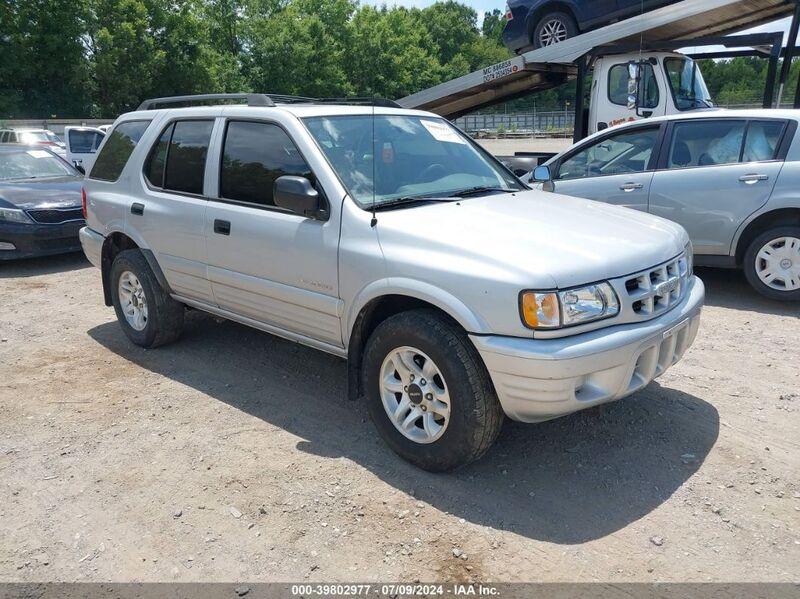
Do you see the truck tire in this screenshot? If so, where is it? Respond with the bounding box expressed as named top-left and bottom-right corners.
top-left (743, 226), bottom-right (800, 301)
top-left (362, 309), bottom-right (504, 472)
top-left (532, 11), bottom-right (578, 48)
top-left (110, 249), bottom-right (185, 347)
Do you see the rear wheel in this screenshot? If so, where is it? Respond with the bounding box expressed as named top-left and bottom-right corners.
top-left (532, 11), bottom-right (578, 48)
top-left (743, 226), bottom-right (800, 301)
top-left (362, 309), bottom-right (504, 472)
top-left (110, 249), bottom-right (185, 347)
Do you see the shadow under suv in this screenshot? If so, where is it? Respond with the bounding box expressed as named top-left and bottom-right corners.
top-left (502, 0), bottom-right (677, 53)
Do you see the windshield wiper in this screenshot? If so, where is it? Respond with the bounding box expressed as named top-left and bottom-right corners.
top-left (449, 186), bottom-right (513, 198)
top-left (372, 196), bottom-right (458, 211)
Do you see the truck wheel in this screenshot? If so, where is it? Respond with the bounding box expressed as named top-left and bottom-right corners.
top-left (532, 11), bottom-right (578, 48)
top-left (110, 249), bottom-right (185, 347)
top-left (362, 309), bottom-right (504, 472)
top-left (743, 226), bottom-right (800, 301)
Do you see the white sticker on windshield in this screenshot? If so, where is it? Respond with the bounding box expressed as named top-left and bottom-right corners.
top-left (420, 119), bottom-right (466, 144)
top-left (26, 150), bottom-right (50, 158)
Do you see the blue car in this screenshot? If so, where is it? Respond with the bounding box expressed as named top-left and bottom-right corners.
top-left (502, 0), bottom-right (676, 52)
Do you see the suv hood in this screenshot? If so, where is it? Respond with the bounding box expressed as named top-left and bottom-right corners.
top-left (376, 190), bottom-right (688, 289)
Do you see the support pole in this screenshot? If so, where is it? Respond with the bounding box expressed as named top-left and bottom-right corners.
top-left (764, 39), bottom-right (781, 108)
top-left (573, 56), bottom-right (587, 143)
top-left (777, 0), bottom-right (800, 106)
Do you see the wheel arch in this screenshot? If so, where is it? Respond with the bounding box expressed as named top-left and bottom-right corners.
top-left (734, 208), bottom-right (800, 266)
top-left (345, 282), bottom-right (488, 401)
top-left (101, 232), bottom-right (170, 306)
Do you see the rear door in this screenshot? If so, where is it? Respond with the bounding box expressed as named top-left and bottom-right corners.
top-left (65, 126), bottom-right (106, 170)
top-left (203, 118), bottom-right (342, 347)
top-left (649, 118), bottom-right (789, 255)
top-left (550, 123), bottom-right (663, 211)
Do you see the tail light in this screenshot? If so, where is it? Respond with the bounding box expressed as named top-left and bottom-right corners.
top-left (81, 187), bottom-right (87, 219)
top-left (505, 3), bottom-right (513, 20)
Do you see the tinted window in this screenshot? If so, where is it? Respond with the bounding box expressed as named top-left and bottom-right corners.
top-left (91, 120), bottom-right (151, 181)
top-left (144, 124), bottom-right (172, 187)
top-left (220, 121), bottom-right (314, 207)
top-left (68, 129), bottom-right (104, 153)
top-left (743, 120), bottom-right (785, 162)
top-left (667, 120), bottom-right (745, 169)
top-left (163, 120), bottom-right (213, 195)
top-left (557, 127), bottom-right (659, 180)
top-left (609, 63), bottom-right (659, 109)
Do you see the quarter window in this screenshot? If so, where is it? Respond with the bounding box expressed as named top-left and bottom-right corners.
top-left (557, 127), bottom-right (659, 180)
top-left (743, 120), bottom-right (785, 162)
top-left (608, 63), bottom-right (659, 109)
top-left (219, 121), bottom-right (314, 207)
top-left (90, 120), bottom-right (151, 182)
top-left (667, 120), bottom-right (745, 169)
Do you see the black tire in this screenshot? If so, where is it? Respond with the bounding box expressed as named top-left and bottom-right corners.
top-left (110, 249), bottom-right (185, 347)
top-left (362, 309), bottom-right (504, 472)
top-left (743, 226), bottom-right (800, 301)
top-left (532, 11), bottom-right (578, 49)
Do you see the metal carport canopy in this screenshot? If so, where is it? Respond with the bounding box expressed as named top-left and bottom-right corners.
top-left (398, 0), bottom-right (796, 119)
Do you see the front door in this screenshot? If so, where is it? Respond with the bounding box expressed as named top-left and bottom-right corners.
top-left (551, 124), bottom-right (662, 211)
top-left (204, 119), bottom-right (342, 347)
top-left (65, 126), bottom-right (106, 171)
top-left (649, 118), bottom-right (787, 255)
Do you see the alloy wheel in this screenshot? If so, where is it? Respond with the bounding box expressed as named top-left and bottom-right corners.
top-left (118, 270), bottom-right (149, 331)
top-left (539, 19), bottom-right (569, 46)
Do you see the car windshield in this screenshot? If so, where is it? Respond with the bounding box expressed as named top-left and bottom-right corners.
top-left (664, 57), bottom-right (714, 111)
top-left (303, 115), bottom-right (523, 207)
top-left (0, 149), bottom-right (74, 180)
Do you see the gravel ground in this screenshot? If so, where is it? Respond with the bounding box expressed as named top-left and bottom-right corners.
top-left (0, 253), bottom-right (798, 582)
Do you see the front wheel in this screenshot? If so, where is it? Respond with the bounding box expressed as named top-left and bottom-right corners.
top-left (532, 11), bottom-right (578, 48)
top-left (362, 310), bottom-right (504, 472)
top-left (743, 226), bottom-right (800, 301)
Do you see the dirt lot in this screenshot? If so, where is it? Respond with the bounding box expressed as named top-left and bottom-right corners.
top-left (0, 253), bottom-right (798, 583)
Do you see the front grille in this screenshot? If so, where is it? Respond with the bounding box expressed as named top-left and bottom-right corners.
top-left (26, 208), bottom-right (84, 224)
top-left (622, 254), bottom-right (689, 319)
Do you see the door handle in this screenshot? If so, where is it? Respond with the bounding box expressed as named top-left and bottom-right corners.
top-left (619, 182), bottom-right (644, 192)
top-left (739, 174), bottom-right (769, 184)
top-left (213, 219), bottom-right (231, 235)
top-left (130, 203), bottom-right (144, 216)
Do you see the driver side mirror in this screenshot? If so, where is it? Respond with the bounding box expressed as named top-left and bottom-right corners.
top-left (273, 175), bottom-right (326, 219)
top-left (530, 165), bottom-right (552, 183)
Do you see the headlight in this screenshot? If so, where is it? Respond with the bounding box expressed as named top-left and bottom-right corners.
top-left (0, 207), bottom-right (33, 224)
top-left (521, 282), bottom-right (620, 330)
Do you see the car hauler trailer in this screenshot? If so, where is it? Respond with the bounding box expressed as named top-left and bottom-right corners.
top-left (398, 0), bottom-right (800, 134)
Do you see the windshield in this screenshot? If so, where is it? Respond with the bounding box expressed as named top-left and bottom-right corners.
top-left (0, 149), bottom-right (74, 180)
top-left (303, 115), bottom-right (523, 207)
top-left (664, 57), bottom-right (713, 111)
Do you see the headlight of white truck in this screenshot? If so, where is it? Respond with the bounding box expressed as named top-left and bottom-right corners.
top-left (0, 207), bottom-right (33, 224)
top-left (521, 282), bottom-right (620, 330)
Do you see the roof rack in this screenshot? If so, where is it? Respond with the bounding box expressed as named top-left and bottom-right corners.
top-left (137, 93), bottom-right (275, 111)
top-left (136, 93), bottom-right (403, 112)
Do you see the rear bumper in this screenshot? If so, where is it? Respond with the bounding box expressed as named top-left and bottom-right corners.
top-left (0, 219), bottom-right (84, 260)
top-left (471, 276), bottom-right (705, 423)
top-left (79, 226), bottom-right (104, 268)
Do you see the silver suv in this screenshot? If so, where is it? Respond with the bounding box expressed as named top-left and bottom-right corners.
top-left (79, 94), bottom-right (704, 471)
top-left (531, 110), bottom-right (800, 301)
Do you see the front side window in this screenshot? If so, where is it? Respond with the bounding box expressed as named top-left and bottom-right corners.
top-left (608, 63), bottom-right (659, 109)
top-left (91, 120), bottom-right (151, 181)
top-left (303, 115), bottom-right (522, 207)
top-left (68, 130), bottom-right (104, 154)
top-left (664, 57), bottom-right (713, 111)
top-left (0, 149), bottom-right (76, 181)
top-left (220, 121), bottom-right (314, 207)
top-left (557, 127), bottom-right (659, 180)
top-left (743, 120), bottom-right (785, 162)
top-left (667, 120), bottom-right (745, 169)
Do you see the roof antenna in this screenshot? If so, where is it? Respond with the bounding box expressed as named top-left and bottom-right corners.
top-left (370, 94), bottom-right (378, 227)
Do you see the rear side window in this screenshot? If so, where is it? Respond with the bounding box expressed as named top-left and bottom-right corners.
top-left (69, 129), bottom-right (104, 153)
top-left (667, 120), bottom-right (746, 169)
top-left (219, 120), bottom-right (314, 207)
top-left (144, 120), bottom-right (213, 195)
top-left (743, 120), bottom-right (785, 162)
top-left (90, 120), bottom-right (151, 181)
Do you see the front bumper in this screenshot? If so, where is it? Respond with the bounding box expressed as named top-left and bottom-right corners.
top-left (471, 276), bottom-right (705, 423)
top-left (79, 226), bottom-right (104, 268)
top-left (0, 219), bottom-right (84, 260)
